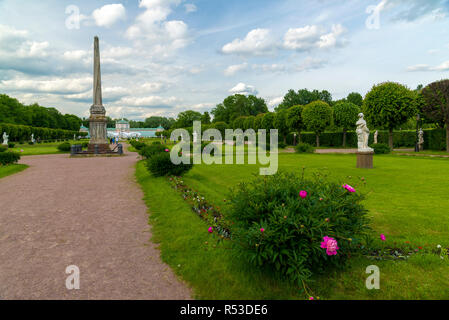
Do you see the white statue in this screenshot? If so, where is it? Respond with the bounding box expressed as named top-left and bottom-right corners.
top-left (374, 130), bottom-right (378, 144)
top-left (418, 128), bottom-right (424, 151)
top-left (2, 132), bottom-right (8, 145)
top-left (31, 133), bottom-right (35, 143)
top-left (356, 113), bottom-right (373, 152)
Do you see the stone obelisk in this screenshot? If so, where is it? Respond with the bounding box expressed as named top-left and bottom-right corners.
top-left (88, 36), bottom-right (109, 153)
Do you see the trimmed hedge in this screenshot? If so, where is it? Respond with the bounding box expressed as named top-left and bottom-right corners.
top-left (286, 128), bottom-right (446, 150)
top-left (0, 151), bottom-right (21, 165)
top-left (0, 123), bottom-right (87, 142)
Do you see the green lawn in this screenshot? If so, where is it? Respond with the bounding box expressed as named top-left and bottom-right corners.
top-left (8, 140), bottom-right (88, 156)
top-left (136, 152), bottom-right (449, 299)
top-left (0, 164), bottom-right (28, 179)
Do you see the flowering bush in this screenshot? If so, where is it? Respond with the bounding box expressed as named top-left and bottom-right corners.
top-left (227, 171), bottom-right (370, 284)
top-left (145, 152), bottom-right (193, 177)
top-left (138, 143), bottom-right (167, 159)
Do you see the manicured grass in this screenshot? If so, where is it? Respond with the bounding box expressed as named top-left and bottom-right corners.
top-left (9, 140), bottom-right (88, 156)
top-left (0, 164), bottom-right (28, 179)
top-left (136, 152), bottom-right (449, 299)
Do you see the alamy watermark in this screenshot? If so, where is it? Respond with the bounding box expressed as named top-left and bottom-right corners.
top-left (65, 265), bottom-right (80, 290)
top-left (365, 0), bottom-right (387, 30)
top-left (365, 265), bottom-right (380, 290)
top-left (170, 121), bottom-right (279, 175)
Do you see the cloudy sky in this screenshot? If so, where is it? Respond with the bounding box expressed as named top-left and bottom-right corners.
top-left (0, 0), bottom-right (448, 120)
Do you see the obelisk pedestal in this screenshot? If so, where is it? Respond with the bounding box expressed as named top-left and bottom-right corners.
top-left (356, 151), bottom-right (374, 169)
top-left (88, 36), bottom-right (110, 154)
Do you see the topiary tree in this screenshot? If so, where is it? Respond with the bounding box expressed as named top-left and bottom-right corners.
top-left (253, 113), bottom-right (265, 131)
top-left (333, 102), bottom-right (360, 147)
top-left (421, 79), bottom-right (449, 152)
top-left (273, 109), bottom-right (289, 143)
top-left (232, 116), bottom-right (247, 129)
top-left (363, 82), bottom-right (416, 148)
top-left (286, 105), bottom-right (304, 143)
top-left (243, 115), bottom-right (255, 130)
top-left (302, 101), bottom-right (333, 147)
top-left (261, 112), bottom-right (275, 131)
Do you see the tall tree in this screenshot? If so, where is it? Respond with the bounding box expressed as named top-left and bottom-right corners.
top-left (286, 105), bottom-right (305, 142)
top-left (273, 109), bottom-right (289, 143)
top-left (277, 88), bottom-right (333, 110)
top-left (363, 82), bottom-right (416, 148)
top-left (421, 79), bottom-right (449, 152)
top-left (201, 112), bottom-right (211, 124)
top-left (346, 92), bottom-right (363, 107)
top-left (333, 102), bottom-right (360, 147)
top-left (211, 94), bottom-right (268, 124)
top-left (175, 110), bottom-right (202, 128)
top-left (302, 101), bottom-right (333, 147)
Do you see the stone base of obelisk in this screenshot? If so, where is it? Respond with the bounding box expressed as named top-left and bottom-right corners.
top-left (356, 151), bottom-right (374, 169)
top-left (87, 143), bottom-right (111, 153)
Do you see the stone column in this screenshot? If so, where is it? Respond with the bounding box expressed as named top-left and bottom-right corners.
top-left (88, 36), bottom-right (109, 153)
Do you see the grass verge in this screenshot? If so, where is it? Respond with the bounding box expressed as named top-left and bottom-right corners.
top-left (0, 164), bottom-right (28, 179)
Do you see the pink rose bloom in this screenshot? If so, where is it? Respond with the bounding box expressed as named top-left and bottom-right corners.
top-left (299, 190), bottom-right (308, 199)
top-left (380, 234), bottom-right (386, 241)
top-left (208, 227), bottom-right (213, 233)
top-left (309, 297), bottom-right (314, 300)
top-left (344, 184), bottom-right (356, 193)
top-left (165, 149), bottom-right (170, 152)
top-left (260, 228), bottom-right (265, 233)
top-left (320, 236), bottom-right (339, 256)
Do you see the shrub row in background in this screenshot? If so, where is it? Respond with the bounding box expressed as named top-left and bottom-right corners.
top-left (0, 123), bottom-right (87, 142)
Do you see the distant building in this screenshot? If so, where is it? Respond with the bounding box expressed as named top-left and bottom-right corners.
top-left (80, 124), bottom-right (90, 138)
top-left (107, 119), bottom-right (164, 138)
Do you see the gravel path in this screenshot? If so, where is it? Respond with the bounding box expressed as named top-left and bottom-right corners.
top-left (0, 149), bottom-right (191, 300)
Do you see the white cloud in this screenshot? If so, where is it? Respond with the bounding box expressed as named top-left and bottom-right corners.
top-left (63, 50), bottom-right (88, 61)
top-left (229, 83), bottom-right (258, 95)
top-left (92, 4), bottom-right (126, 28)
top-left (184, 3), bottom-right (197, 13)
top-left (407, 60), bottom-right (449, 72)
top-left (224, 63), bottom-right (248, 76)
top-left (118, 95), bottom-right (179, 108)
top-left (222, 29), bottom-right (275, 55)
top-left (283, 24), bottom-right (346, 51)
top-left (141, 82), bottom-right (166, 93)
top-left (268, 96), bottom-right (284, 109)
top-left (0, 77), bottom-right (91, 94)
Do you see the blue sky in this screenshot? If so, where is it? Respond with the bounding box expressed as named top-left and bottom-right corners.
top-left (0, 0), bottom-right (448, 120)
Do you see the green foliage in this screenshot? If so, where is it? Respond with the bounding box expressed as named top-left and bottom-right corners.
top-left (0, 151), bottom-right (21, 165)
top-left (211, 122), bottom-right (228, 137)
top-left (273, 109), bottom-right (289, 141)
top-left (129, 140), bottom-right (146, 150)
top-left (57, 142), bottom-right (71, 152)
top-left (227, 171), bottom-right (370, 284)
top-left (334, 102), bottom-right (360, 130)
top-left (0, 94), bottom-right (82, 130)
top-left (0, 122), bottom-right (86, 142)
top-left (201, 112), bottom-right (211, 125)
top-left (346, 92), bottom-right (363, 106)
top-left (302, 101), bottom-right (333, 146)
top-left (277, 89), bottom-right (333, 110)
top-left (261, 112), bottom-right (275, 130)
top-left (140, 116), bottom-right (175, 130)
top-left (175, 110), bottom-right (202, 128)
top-left (139, 143), bottom-right (167, 159)
top-left (212, 94), bottom-right (268, 124)
top-left (233, 116), bottom-right (247, 129)
top-left (286, 105), bottom-right (304, 134)
top-left (8, 142), bottom-right (15, 148)
top-left (145, 151), bottom-right (193, 177)
top-left (253, 114), bottom-right (265, 131)
top-left (363, 82), bottom-right (416, 136)
top-left (243, 116), bottom-right (255, 130)
top-left (0, 145), bottom-right (7, 152)
top-left (372, 143), bottom-right (391, 154)
top-left (295, 142), bottom-right (315, 153)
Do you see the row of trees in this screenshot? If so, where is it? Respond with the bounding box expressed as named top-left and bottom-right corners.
top-left (0, 94), bottom-right (82, 131)
top-left (170, 80), bottom-right (449, 151)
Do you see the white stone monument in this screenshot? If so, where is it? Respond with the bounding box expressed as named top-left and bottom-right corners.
top-left (418, 128), bottom-right (424, 151)
top-left (31, 133), bottom-right (35, 144)
top-left (356, 113), bottom-right (374, 169)
top-left (2, 132), bottom-right (8, 146)
top-left (374, 130), bottom-right (378, 144)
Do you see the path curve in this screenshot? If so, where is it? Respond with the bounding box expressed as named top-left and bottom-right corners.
top-left (0, 149), bottom-right (191, 299)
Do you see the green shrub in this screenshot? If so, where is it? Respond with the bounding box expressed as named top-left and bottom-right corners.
top-left (278, 142), bottom-right (287, 149)
top-left (0, 151), bottom-right (21, 165)
top-left (28, 141), bottom-right (34, 145)
top-left (139, 143), bottom-right (167, 159)
top-left (227, 171), bottom-right (370, 284)
top-left (0, 146), bottom-right (7, 153)
top-left (129, 140), bottom-right (146, 150)
top-left (295, 142), bottom-right (315, 153)
top-left (57, 142), bottom-right (71, 152)
top-left (145, 151), bottom-right (193, 177)
top-left (372, 143), bottom-right (391, 154)
top-left (8, 142), bottom-right (15, 148)
top-left (81, 142), bottom-right (89, 148)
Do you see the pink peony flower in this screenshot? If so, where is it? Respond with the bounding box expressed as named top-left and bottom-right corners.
top-left (320, 236), bottom-right (339, 256)
top-left (344, 184), bottom-right (356, 193)
top-left (299, 190), bottom-right (308, 199)
top-left (165, 149), bottom-right (170, 152)
top-left (309, 296), bottom-right (314, 300)
top-left (208, 227), bottom-right (213, 233)
top-left (380, 234), bottom-right (386, 241)
top-left (260, 228), bottom-right (265, 233)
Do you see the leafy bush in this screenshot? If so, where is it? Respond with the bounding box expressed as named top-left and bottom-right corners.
top-left (28, 141), bottom-right (34, 145)
top-left (278, 142), bottom-right (287, 149)
top-left (8, 142), bottom-right (15, 148)
top-left (0, 145), bottom-right (7, 153)
top-left (81, 142), bottom-right (89, 148)
top-left (295, 142), bottom-right (315, 153)
top-left (129, 140), bottom-right (146, 150)
top-left (0, 151), bottom-right (21, 165)
top-left (139, 143), bottom-right (167, 159)
top-left (227, 171), bottom-right (370, 284)
top-left (145, 151), bottom-right (193, 177)
top-left (57, 142), bottom-right (71, 152)
top-left (372, 143), bottom-right (391, 154)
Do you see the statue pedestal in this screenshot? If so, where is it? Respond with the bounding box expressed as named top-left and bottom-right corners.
top-left (357, 151), bottom-right (374, 169)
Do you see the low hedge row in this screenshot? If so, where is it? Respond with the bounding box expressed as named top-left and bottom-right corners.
top-left (0, 123), bottom-right (87, 142)
top-left (0, 151), bottom-right (21, 165)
